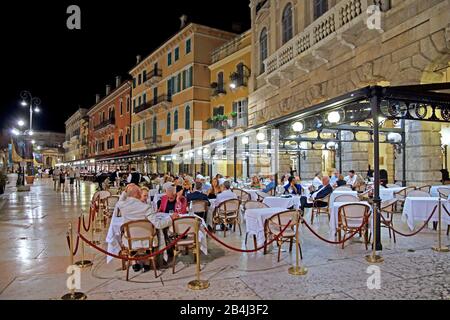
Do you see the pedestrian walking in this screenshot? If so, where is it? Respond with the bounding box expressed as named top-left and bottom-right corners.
top-left (75, 167), bottom-right (81, 189)
top-left (59, 169), bottom-right (66, 192)
top-left (53, 167), bottom-right (61, 191)
top-left (68, 168), bottom-right (75, 191)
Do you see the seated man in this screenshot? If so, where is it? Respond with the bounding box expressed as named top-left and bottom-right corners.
top-left (345, 170), bottom-right (357, 188)
top-left (187, 182), bottom-right (210, 205)
top-left (215, 180), bottom-right (238, 205)
top-left (187, 182), bottom-right (210, 220)
top-left (284, 176), bottom-right (302, 195)
top-left (115, 184), bottom-right (154, 273)
top-left (300, 176), bottom-right (333, 213)
top-left (262, 175), bottom-right (276, 194)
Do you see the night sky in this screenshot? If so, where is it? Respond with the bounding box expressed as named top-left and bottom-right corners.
top-left (1, 0), bottom-right (251, 133)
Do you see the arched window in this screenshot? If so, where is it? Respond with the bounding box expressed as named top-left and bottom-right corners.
top-left (313, 0), bottom-right (328, 19)
top-left (152, 117), bottom-right (157, 143)
top-left (174, 110), bottom-right (179, 130)
top-left (259, 28), bottom-right (268, 74)
top-left (185, 105), bottom-right (191, 130)
top-left (166, 112), bottom-right (171, 135)
top-left (282, 3), bottom-right (293, 44)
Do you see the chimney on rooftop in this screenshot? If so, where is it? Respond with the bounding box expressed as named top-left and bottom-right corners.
top-left (95, 94), bottom-right (101, 103)
top-left (106, 85), bottom-right (111, 95)
top-left (115, 76), bottom-right (122, 88)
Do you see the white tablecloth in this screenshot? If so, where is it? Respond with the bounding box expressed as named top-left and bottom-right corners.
top-left (430, 185), bottom-right (450, 198)
top-left (329, 201), bottom-right (371, 237)
top-left (380, 187), bottom-right (406, 201)
top-left (402, 197), bottom-right (450, 231)
top-left (263, 196), bottom-right (300, 209)
top-left (329, 191), bottom-right (358, 209)
top-left (242, 189), bottom-right (259, 201)
top-left (105, 213), bottom-right (207, 264)
top-left (245, 207), bottom-right (287, 246)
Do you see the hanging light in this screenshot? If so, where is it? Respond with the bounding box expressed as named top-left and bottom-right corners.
top-left (326, 142), bottom-right (338, 150)
top-left (327, 111), bottom-right (341, 124)
top-left (292, 121), bottom-right (304, 132)
top-left (241, 136), bottom-right (249, 144)
top-left (256, 132), bottom-right (265, 141)
top-left (387, 133), bottom-right (402, 143)
top-left (197, 149), bottom-right (203, 156)
top-left (203, 148), bottom-right (209, 154)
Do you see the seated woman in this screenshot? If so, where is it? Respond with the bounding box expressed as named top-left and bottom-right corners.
top-left (335, 174), bottom-right (347, 188)
top-left (207, 178), bottom-right (221, 199)
top-left (182, 179), bottom-right (192, 197)
top-left (250, 176), bottom-right (262, 189)
top-left (157, 185), bottom-right (188, 216)
top-left (284, 176), bottom-right (302, 195)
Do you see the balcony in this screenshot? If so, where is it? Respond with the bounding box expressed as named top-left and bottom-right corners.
top-left (144, 68), bottom-right (163, 87)
top-left (134, 95), bottom-right (172, 115)
top-left (263, 0), bottom-right (390, 87)
top-left (94, 117), bottom-right (116, 131)
top-left (211, 83), bottom-right (226, 97)
top-left (144, 135), bottom-right (163, 149)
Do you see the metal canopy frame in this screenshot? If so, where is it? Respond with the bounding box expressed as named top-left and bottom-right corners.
top-left (264, 83), bottom-right (450, 252)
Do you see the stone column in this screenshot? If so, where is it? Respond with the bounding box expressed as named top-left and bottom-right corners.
top-left (301, 150), bottom-right (322, 181)
top-left (399, 121), bottom-right (442, 186)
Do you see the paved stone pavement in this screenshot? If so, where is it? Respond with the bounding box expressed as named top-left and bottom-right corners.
top-left (0, 175), bottom-right (448, 300)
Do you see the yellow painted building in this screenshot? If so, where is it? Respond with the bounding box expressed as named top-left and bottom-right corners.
top-left (207, 30), bottom-right (252, 177)
top-left (129, 23), bottom-right (236, 173)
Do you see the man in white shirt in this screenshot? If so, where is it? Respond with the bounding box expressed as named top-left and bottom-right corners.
top-left (345, 170), bottom-right (357, 187)
top-left (216, 181), bottom-right (238, 205)
top-left (312, 172), bottom-right (323, 190)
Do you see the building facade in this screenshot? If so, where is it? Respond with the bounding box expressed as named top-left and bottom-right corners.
top-left (129, 23), bottom-right (236, 174)
top-left (31, 131), bottom-right (65, 168)
top-left (207, 30), bottom-right (252, 178)
top-left (87, 78), bottom-right (132, 170)
top-left (248, 0), bottom-right (450, 185)
top-left (63, 108), bottom-right (88, 163)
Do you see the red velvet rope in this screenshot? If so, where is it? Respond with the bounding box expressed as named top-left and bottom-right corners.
top-left (203, 220), bottom-right (292, 253)
top-left (380, 205), bottom-right (437, 237)
top-left (77, 227), bottom-right (190, 261)
top-left (300, 216), bottom-right (366, 245)
top-left (66, 217), bottom-right (81, 256)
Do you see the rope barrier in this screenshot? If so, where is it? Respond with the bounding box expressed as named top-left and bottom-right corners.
top-left (299, 216), bottom-right (365, 245)
top-left (66, 217), bottom-right (81, 256)
top-left (82, 206), bottom-right (96, 232)
top-left (203, 220), bottom-right (292, 253)
top-left (77, 227), bottom-right (190, 261)
top-left (380, 205), bottom-right (437, 237)
top-left (443, 205), bottom-right (450, 217)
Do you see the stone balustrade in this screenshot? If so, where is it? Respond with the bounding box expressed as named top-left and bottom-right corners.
top-left (263, 0), bottom-right (387, 76)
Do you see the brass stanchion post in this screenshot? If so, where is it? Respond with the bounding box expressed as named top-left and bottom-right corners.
top-left (61, 223), bottom-right (87, 300)
top-left (188, 220), bottom-right (210, 290)
top-left (76, 213), bottom-right (93, 268)
top-left (289, 212), bottom-right (308, 276)
top-left (366, 203), bottom-right (384, 263)
top-left (432, 198), bottom-right (449, 253)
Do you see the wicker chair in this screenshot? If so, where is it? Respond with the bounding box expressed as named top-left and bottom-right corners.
top-left (232, 188), bottom-right (252, 203)
top-left (171, 216), bottom-right (201, 274)
top-left (213, 199), bottom-right (242, 238)
top-left (264, 210), bottom-right (302, 262)
top-left (380, 199), bottom-right (398, 243)
top-left (334, 194), bottom-right (360, 203)
top-left (394, 186), bottom-right (415, 210)
top-left (437, 188), bottom-right (450, 199)
top-left (310, 193), bottom-right (331, 225)
top-left (335, 186), bottom-right (353, 191)
top-left (190, 200), bottom-right (209, 221)
top-left (336, 203), bottom-right (370, 249)
top-left (416, 185), bottom-right (431, 194)
top-left (406, 190), bottom-right (431, 198)
top-left (120, 220), bottom-right (158, 280)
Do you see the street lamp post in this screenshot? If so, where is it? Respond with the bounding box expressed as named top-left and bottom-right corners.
top-left (14, 91), bottom-right (42, 180)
